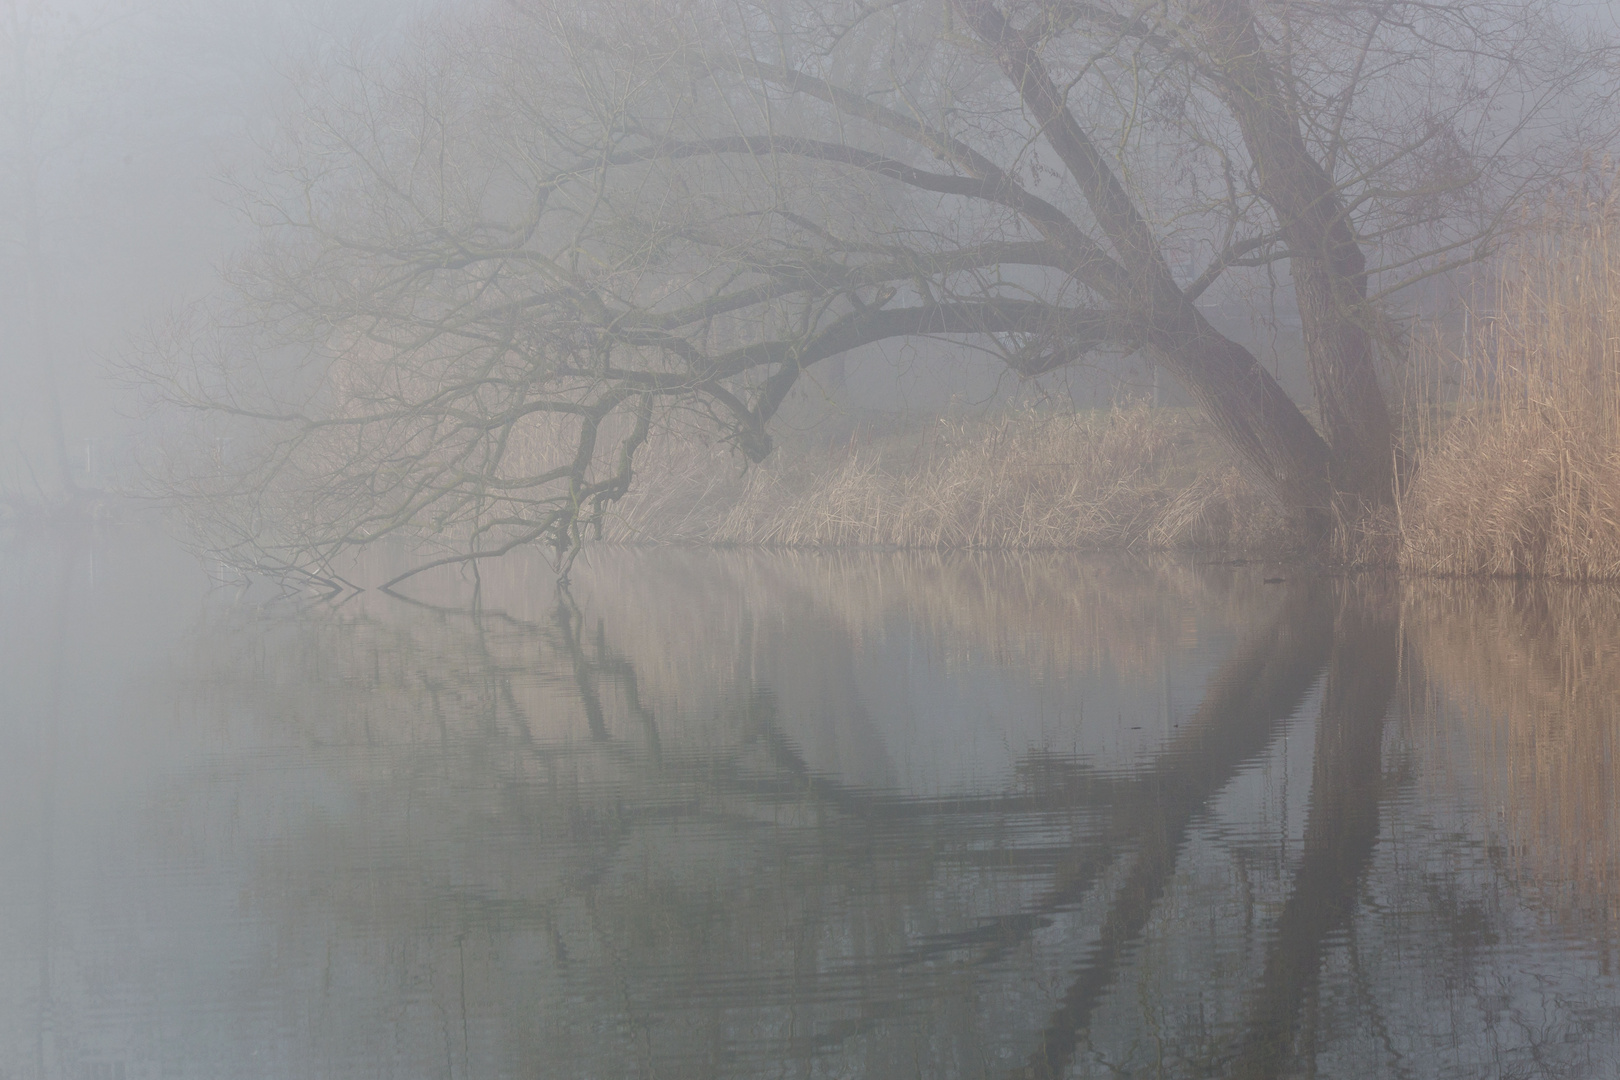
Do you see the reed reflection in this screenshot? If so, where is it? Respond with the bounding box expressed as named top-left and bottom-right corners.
top-left (1404, 583), bottom-right (1620, 930)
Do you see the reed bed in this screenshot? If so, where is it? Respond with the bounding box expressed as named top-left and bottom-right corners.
top-left (704, 404), bottom-right (1284, 552)
top-left (1400, 199), bottom-right (1620, 579)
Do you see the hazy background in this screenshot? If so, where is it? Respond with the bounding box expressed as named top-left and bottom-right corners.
top-left (0, 0), bottom-right (425, 494)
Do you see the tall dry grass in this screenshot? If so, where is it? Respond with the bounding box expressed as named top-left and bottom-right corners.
top-left (1400, 199), bottom-right (1620, 579)
top-left (704, 404), bottom-right (1283, 552)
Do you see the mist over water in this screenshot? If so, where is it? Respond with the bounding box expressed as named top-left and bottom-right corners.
top-left (2, 531), bottom-right (1616, 1079)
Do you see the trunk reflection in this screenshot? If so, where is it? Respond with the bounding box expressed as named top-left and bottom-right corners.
top-left (1, 543), bottom-right (1614, 1078)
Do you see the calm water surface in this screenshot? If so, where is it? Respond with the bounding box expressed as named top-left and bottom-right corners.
top-left (1, 530), bottom-right (1617, 1078)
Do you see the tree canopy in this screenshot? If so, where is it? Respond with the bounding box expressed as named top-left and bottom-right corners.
top-left (141, 0), bottom-right (1616, 585)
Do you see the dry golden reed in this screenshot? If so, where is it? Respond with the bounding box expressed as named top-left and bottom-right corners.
top-left (1400, 197), bottom-right (1620, 579)
top-left (701, 404), bottom-right (1282, 552)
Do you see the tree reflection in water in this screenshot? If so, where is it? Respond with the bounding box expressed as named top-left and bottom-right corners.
top-left (2, 542), bottom-right (1616, 1078)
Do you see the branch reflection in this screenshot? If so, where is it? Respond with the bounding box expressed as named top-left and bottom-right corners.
top-left (34, 547), bottom-right (1610, 1079)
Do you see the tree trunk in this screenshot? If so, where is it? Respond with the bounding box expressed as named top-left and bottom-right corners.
top-left (1195, 0), bottom-right (1396, 512)
top-left (961, 0), bottom-right (1335, 532)
top-left (1148, 301), bottom-right (1334, 533)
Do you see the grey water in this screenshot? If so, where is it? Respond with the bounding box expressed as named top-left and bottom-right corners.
top-left (2, 530), bottom-right (1618, 1079)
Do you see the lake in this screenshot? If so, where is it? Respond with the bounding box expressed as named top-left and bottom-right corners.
top-left (1, 529), bottom-right (1617, 1078)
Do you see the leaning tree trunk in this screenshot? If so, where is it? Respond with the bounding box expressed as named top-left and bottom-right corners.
top-left (1197, 0), bottom-right (1396, 514)
top-left (961, 0), bottom-right (1336, 534)
top-left (1145, 299), bottom-right (1335, 533)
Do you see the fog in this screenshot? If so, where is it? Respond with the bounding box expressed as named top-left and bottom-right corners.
top-left (0, 0), bottom-right (422, 494)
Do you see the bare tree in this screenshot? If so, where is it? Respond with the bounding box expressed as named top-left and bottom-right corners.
top-left (139, 0), bottom-right (1615, 583)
